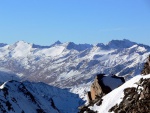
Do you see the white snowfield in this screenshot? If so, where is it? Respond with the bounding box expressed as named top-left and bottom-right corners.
top-left (90, 74), bottom-right (150, 113)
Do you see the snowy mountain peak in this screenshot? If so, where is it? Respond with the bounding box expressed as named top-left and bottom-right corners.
top-left (54, 40), bottom-right (62, 45)
top-left (50, 40), bottom-right (62, 47)
top-left (14, 40), bottom-right (31, 46)
top-left (107, 39), bottom-right (136, 49)
top-left (10, 41), bottom-right (32, 57)
top-left (65, 42), bottom-right (92, 51)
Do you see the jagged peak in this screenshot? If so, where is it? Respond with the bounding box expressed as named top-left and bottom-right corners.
top-left (54, 40), bottom-right (62, 45)
top-left (64, 42), bottom-right (92, 51)
top-left (94, 39), bottom-right (137, 50)
top-left (106, 39), bottom-right (137, 49)
top-left (50, 40), bottom-right (62, 47)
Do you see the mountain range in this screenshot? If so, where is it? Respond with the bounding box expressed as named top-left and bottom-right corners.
top-left (0, 39), bottom-right (150, 99)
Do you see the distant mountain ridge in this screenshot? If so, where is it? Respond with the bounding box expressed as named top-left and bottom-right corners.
top-left (0, 39), bottom-right (150, 98)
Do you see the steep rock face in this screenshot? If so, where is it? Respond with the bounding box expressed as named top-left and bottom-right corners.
top-left (89, 74), bottom-right (125, 101)
top-left (109, 78), bottom-right (150, 113)
top-left (141, 55), bottom-right (150, 75)
top-left (90, 74), bottom-right (104, 101)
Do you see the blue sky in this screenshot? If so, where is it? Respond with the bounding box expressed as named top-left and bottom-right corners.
top-left (0, 0), bottom-right (150, 45)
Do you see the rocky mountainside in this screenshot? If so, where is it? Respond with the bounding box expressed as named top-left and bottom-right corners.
top-left (109, 77), bottom-right (150, 113)
top-left (0, 39), bottom-right (150, 97)
top-left (79, 54), bottom-right (150, 113)
top-left (0, 80), bottom-right (84, 113)
top-left (141, 55), bottom-right (150, 75)
top-left (80, 74), bottom-right (150, 113)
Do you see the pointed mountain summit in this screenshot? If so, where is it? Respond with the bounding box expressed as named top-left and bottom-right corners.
top-left (65, 42), bottom-right (92, 51)
top-left (50, 40), bottom-right (62, 47)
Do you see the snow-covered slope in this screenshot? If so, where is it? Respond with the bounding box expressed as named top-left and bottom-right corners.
top-left (0, 80), bottom-right (84, 113)
top-left (88, 74), bottom-right (150, 113)
top-left (0, 39), bottom-right (149, 98)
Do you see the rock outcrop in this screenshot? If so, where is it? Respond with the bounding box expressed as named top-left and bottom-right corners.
top-left (109, 78), bottom-right (150, 113)
top-left (79, 74), bottom-right (125, 113)
top-left (141, 55), bottom-right (150, 75)
top-left (88, 74), bottom-right (125, 102)
top-left (90, 74), bottom-right (105, 101)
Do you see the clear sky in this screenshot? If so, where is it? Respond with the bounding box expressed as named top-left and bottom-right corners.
top-left (0, 0), bottom-right (150, 45)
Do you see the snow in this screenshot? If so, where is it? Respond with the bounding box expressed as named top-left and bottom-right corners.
top-left (12, 41), bottom-right (32, 57)
top-left (34, 45), bottom-right (65, 57)
top-left (0, 67), bottom-right (12, 72)
top-left (137, 46), bottom-right (146, 52)
top-left (90, 74), bottom-right (150, 113)
top-left (58, 70), bottom-right (81, 80)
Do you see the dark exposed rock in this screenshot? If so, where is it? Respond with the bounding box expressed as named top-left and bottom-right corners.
top-left (6, 101), bottom-right (14, 111)
top-left (141, 55), bottom-right (150, 75)
top-left (89, 74), bottom-right (125, 101)
top-left (87, 91), bottom-right (92, 103)
top-left (2, 87), bottom-right (8, 98)
top-left (36, 109), bottom-right (46, 113)
top-left (21, 110), bottom-right (25, 113)
top-left (18, 83), bottom-right (37, 104)
top-left (50, 98), bottom-right (60, 112)
top-left (78, 105), bottom-right (97, 113)
top-left (109, 78), bottom-right (150, 113)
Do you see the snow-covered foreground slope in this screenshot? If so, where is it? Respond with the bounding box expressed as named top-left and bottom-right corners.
top-left (0, 80), bottom-right (84, 113)
top-left (0, 39), bottom-right (150, 98)
top-left (89, 74), bottom-right (150, 113)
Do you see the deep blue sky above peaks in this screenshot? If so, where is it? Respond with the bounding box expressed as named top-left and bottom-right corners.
top-left (0, 0), bottom-right (150, 45)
